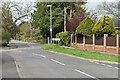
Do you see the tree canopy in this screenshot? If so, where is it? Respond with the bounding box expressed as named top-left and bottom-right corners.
top-left (92, 15), bottom-right (116, 37)
top-left (1, 2), bottom-right (33, 37)
top-left (76, 17), bottom-right (96, 37)
top-left (31, 2), bottom-right (86, 38)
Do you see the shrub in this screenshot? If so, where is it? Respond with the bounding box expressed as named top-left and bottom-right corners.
top-left (56, 31), bottom-right (70, 46)
top-left (32, 37), bottom-right (37, 40)
top-left (0, 31), bottom-right (11, 43)
top-left (1, 43), bottom-right (8, 47)
top-left (0, 31), bottom-right (11, 46)
top-left (76, 17), bottom-right (96, 37)
top-left (92, 15), bottom-right (116, 37)
top-left (40, 38), bottom-right (47, 44)
top-left (19, 34), bottom-right (25, 40)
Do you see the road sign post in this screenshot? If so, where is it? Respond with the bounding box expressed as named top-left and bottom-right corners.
top-left (48, 37), bottom-right (49, 44)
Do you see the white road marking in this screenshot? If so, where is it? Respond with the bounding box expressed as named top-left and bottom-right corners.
top-left (101, 64), bottom-right (106, 66)
top-left (51, 59), bottom-right (65, 66)
top-left (14, 61), bottom-right (23, 78)
top-left (39, 55), bottom-right (46, 58)
top-left (32, 53), bottom-right (46, 58)
top-left (75, 69), bottom-right (96, 79)
top-left (114, 67), bottom-right (119, 69)
top-left (49, 51), bottom-right (118, 64)
top-left (32, 53), bottom-right (37, 55)
top-left (107, 65), bottom-right (112, 67)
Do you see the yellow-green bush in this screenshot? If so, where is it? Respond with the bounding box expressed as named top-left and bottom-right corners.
top-left (76, 17), bottom-right (96, 37)
top-left (92, 15), bottom-right (116, 37)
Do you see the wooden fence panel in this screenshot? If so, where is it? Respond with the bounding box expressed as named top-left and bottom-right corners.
top-left (95, 37), bottom-right (104, 45)
top-left (77, 34), bottom-right (83, 43)
top-left (85, 37), bottom-right (93, 44)
top-left (106, 37), bottom-right (116, 46)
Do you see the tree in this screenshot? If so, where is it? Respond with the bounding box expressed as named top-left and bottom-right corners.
top-left (31, 2), bottom-right (50, 38)
top-left (76, 17), bottom-right (96, 37)
top-left (19, 21), bottom-right (31, 37)
top-left (31, 2), bottom-right (76, 38)
top-left (67, 2), bottom-right (97, 33)
top-left (2, 3), bottom-right (16, 35)
top-left (66, 7), bottom-right (88, 33)
top-left (92, 15), bottom-right (116, 37)
top-left (1, 2), bottom-right (33, 37)
top-left (97, 1), bottom-right (120, 27)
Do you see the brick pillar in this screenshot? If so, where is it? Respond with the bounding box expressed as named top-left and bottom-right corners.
top-left (93, 34), bottom-right (95, 49)
top-left (71, 34), bottom-right (73, 46)
top-left (75, 36), bottom-right (77, 47)
top-left (104, 34), bottom-right (108, 51)
top-left (83, 36), bottom-right (85, 49)
top-left (116, 34), bottom-right (119, 53)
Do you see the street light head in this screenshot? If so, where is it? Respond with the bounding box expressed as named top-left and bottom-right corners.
top-left (47, 5), bottom-right (52, 7)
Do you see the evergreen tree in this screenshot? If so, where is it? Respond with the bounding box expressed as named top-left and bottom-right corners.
top-left (76, 17), bottom-right (96, 37)
top-left (31, 2), bottom-right (76, 38)
top-left (92, 15), bottom-right (116, 37)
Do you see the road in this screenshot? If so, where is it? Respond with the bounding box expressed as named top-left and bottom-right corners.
top-left (1, 40), bottom-right (120, 80)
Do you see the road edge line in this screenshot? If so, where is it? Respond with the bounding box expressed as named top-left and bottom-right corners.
top-left (14, 61), bottom-right (23, 78)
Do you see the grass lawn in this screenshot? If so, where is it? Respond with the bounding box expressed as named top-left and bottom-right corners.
top-left (42, 44), bottom-right (119, 62)
top-left (0, 47), bottom-right (9, 49)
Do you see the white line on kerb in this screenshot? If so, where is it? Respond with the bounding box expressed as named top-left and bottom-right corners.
top-left (75, 69), bottom-right (96, 79)
top-left (51, 59), bottom-right (65, 66)
top-left (89, 60), bottom-right (94, 62)
top-left (95, 62), bottom-right (99, 64)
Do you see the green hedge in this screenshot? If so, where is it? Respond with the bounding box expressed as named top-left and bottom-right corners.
top-left (56, 31), bottom-right (70, 46)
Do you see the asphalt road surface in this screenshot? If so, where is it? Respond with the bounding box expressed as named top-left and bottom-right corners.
top-left (1, 40), bottom-right (120, 80)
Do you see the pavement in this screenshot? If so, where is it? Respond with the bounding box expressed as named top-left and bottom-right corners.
top-left (1, 40), bottom-right (120, 80)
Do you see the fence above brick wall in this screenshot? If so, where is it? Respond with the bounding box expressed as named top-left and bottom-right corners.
top-left (106, 37), bottom-right (116, 46)
top-left (85, 37), bottom-right (93, 44)
top-left (77, 34), bottom-right (83, 43)
top-left (95, 37), bottom-right (104, 45)
top-left (71, 34), bottom-right (120, 54)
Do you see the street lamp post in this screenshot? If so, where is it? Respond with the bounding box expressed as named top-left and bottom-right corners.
top-left (47, 5), bottom-right (52, 43)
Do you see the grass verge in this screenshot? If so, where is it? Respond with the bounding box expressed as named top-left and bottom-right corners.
top-left (0, 47), bottom-right (8, 49)
top-left (42, 44), bottom-right (119, 62)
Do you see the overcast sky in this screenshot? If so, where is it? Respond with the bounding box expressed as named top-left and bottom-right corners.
top-left (2, 0), bottom-right (119, 10)
top-left (1, 0), bottom-right (119, 21)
